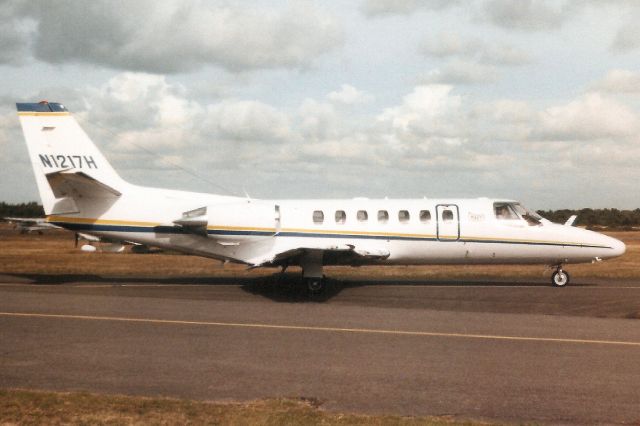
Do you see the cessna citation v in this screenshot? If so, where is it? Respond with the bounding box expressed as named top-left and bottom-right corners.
top-left (17, 101), bottom-right (625, 292)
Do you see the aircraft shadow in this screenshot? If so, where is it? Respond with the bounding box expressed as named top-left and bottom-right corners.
top-left (3, 273), bottom-right (252, 286)
top-left (4, 272), bottom-right (595, 304)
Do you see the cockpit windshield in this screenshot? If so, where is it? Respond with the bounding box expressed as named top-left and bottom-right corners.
top-left (494, 202), bottom-right (542, 226)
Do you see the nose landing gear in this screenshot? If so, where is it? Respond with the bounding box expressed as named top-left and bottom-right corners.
top-left (551, 266), bottom-right (570, 287)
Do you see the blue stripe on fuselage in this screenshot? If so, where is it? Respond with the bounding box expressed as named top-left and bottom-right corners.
top-left (50, 221), bottom-right (613, 249)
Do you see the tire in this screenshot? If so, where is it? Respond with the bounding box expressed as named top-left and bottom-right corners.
top-left (306, 277), bottom-right (325, 293)
top-left (551, 270), bottom-right (570, 287)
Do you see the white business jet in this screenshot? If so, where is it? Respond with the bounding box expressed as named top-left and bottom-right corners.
top-left (16, 101), bottom-right (625, 292)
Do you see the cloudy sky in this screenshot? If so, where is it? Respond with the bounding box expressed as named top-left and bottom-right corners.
top-left (1, 0), bottom-right (640, 209)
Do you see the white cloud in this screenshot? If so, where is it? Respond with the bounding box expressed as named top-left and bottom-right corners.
top-left (590, 69), bottom-right (640, 94)
top-left (478, 0), bottom-right (578, 31)
top-left (85, 73), bottom-right (203, 136)
top-left (0, 2), bottom-right (35, 65)
top-left (421, 33), bottom-right (531, 66)
top-left (326, 84), bottom-right (373, 104)
top-left (299, 137), bottom-right (370, 161)
top-left (49, 73), bottom-right (291, 183)
top-left (9, 1), bottom-right (344, 73)
top-left (376, 84), bottom-right (472, 160)
top-left (298, 99), bottom-right (339, 141)
top-left (611, 8), bottom-right (640, 52)
top-left (360, 0), bottom-right (458, 17)
top-left (362, 0), bottom-right (593, 33)
top-left (421, 60), bottom-right (499, 85)
top-left (205, 100), bottom-right (290, 143)
top-left (0, 111), bottom-right (16, 147)
top-left (487, 100), bottom-right (535, 123)
top-left (378, 85), bottom-right (462, 131)
top-left (536, 93), bottom-right (639, 141)
top-left (472, 99), bottom-right (535, 142)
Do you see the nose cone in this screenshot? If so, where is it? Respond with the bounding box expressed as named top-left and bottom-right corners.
top-left (599, 234), bottom-right (627, 259)
top-left (605, 235), bottom-right (626, 259)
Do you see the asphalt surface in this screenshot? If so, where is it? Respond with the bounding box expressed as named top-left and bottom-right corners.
top-left (1, 273), bottom-right (639, 424)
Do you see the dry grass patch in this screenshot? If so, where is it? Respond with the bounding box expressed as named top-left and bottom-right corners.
top-left (0, 389), bottom-right (485, 426)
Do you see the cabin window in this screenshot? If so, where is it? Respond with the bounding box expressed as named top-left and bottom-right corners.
top-left (335, 210), bottom-right (346, 224)
top-left (378, 210), bottom-right (389, 223)
top-left (357, 210), bottom-right (368, 222)
top-left (312, 210), bottom-right (324, 224)
top-left (419, 210), bottom-right (431, 223)
top-left (398, 210), bottom-right (410, 223)
top-left (442, 209), bottom-right (454, 222)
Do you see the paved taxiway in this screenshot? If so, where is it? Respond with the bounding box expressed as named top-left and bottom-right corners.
top-left (1, 274), bottom-right (639, 424)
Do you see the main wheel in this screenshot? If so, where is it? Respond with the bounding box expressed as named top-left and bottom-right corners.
top-left (306, 277), bottom-right (325, 293)
top-left (551, 270), bottom-right (570, 287)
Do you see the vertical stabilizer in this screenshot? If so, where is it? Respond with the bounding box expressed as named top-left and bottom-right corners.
top-left (16, 101), bottom-right (127, 215)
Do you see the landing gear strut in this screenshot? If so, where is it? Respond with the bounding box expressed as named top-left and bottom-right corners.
top-left (301, 251), bottom-right (325, 294)
top-left (551, 266), bottom-right (570, 287)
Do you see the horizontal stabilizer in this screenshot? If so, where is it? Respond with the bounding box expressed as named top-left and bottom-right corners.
top-left (46, 170), bottom-right (121, 199)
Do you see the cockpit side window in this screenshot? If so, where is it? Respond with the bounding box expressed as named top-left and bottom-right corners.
top-left (494, 202), bottom-right (542, 226)
top-left (512, 203), bottom-right (542, 226)
top-left (494, 203), bottom-right (519, 220)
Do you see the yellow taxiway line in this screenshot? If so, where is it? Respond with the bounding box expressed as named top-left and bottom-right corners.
top-left (1, 312), bottom-right (639, 347)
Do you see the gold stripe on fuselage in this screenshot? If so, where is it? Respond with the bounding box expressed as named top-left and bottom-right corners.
top-left (47, 216), bottom-right (160, 227)
top-left (45, 215), bottom-right (597, 247)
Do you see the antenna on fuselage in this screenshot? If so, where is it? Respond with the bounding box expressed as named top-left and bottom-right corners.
top-left (243, 187), bottom-right (252, 202)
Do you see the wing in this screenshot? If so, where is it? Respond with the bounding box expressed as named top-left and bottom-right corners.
top-left (248, 241), bottom-right (390, 268)
top-left (3, 217), bottom-right (61, 231)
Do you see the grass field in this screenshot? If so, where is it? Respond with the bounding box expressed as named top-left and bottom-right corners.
top-left (0, 390), bottom-right (478, 426)
top-left (0, 224), bottom-right (638, 281)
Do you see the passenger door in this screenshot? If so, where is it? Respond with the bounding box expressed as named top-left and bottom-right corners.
top-left (436, 204), bottom-right (460, 241)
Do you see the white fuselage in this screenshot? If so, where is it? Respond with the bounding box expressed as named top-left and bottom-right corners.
top-left (47, 184), bottom-right (626, 267)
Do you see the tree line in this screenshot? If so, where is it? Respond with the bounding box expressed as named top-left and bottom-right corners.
top-left (536, 208), bottom-right (640, 230)
top-left (1, 202), bottom-right (639, 230)
top-left (0, 202), bottom-right (45, 218)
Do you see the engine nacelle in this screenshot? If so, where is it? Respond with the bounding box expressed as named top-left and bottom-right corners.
top-left (174, 200), bottom-right (280, 241)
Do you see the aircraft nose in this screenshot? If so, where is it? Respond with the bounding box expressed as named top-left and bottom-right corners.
top-left (605, 235), bottom-right (626, 258)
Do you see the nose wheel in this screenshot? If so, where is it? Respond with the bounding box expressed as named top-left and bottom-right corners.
top-left (551, 268), bottom-right (570, 287)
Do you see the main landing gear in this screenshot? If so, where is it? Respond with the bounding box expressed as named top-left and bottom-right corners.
top-left (304, 276), bottom-right (327, 293)
top-left (300, 251), bottom-right (326, 294)
top-left (551, 266), bottom-right (570, 287)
